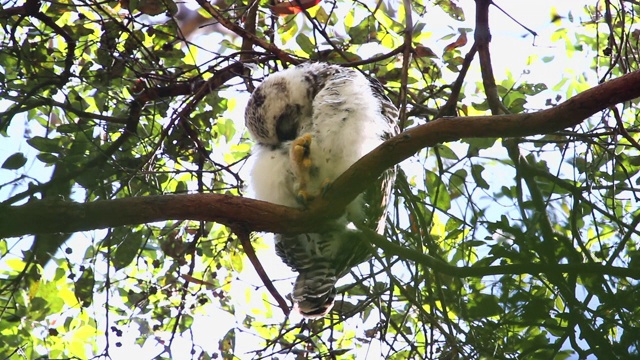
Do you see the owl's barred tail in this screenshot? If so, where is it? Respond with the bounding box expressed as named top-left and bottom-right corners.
top-left (275, 230), bottom-right (374, 318)
top-left (291, 260), bottom-right (338, 318)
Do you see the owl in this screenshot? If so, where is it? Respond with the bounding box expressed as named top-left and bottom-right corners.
top-left (245, 62), bottom-right (399, 318)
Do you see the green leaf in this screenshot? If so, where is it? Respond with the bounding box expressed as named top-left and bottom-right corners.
top-left (74, 268), bottom-right (95, 307)
top-left (30, 297), bottom-right (49, 320)
top-left (111, 230), bottom-right (144, 270)
top-left (296, 33), bottom-right (315, 54)
top-left (217, 118), bottom-right (236, 143)
top-left (230, 251), bottom-right (244, 272)
top-left (56, 123), bottom-right (93, 133)
top-left (347, 16), bottom-right (375, 44)
top-left (35, 153), bottom-right (58, 165)
top-left (464, 137), bottom-right (497, 154)
top-left (425, 170), bottom-right (451, 211)
top-left (218, 329), bottom-right (236, 357)
top-left (467, 294), bottom-right (502, 319)
top-left (471, 164), bottom-right (490, 190)
top-left (439, 1), bottom-right (465, 21)
top-left (2, 152), bottom-right (27, 169)
top-left (435, 144), bottom-right (458, 160)
top-left (27, 136), bottom-right (62, 153)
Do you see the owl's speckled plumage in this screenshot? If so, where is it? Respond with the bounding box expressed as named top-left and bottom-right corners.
top-left (245, 62), bottom-right (398, 318)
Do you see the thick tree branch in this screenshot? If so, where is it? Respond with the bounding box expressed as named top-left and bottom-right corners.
top-left (0, 194), bottom-right (311, 238)
top-left (2, 70), bottom-right (640, 238)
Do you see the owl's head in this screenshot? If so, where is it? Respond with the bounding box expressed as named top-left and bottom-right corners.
top-left (245, 65), bottom-right (319, 146)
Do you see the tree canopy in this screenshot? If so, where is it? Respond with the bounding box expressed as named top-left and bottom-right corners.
top-left (1, 0), bottom-right (640, 359)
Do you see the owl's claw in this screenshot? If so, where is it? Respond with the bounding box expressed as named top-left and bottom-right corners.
top-left (291, 135), bottom-right (331, 206)
top-left (296, 190), bottom-right (312, 207)
top-left (320, 178), bottom-right (332, 197)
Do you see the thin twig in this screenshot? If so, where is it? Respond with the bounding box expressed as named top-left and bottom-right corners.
top-left (611, 105), bottom-right (640, 150)
top-left (195, 0), bottom-right (300, 65)
top-left (490, 0), bottom-right (537, 37)
top-left (397, 0), bottom-right (413, 130)
top-left (234, 226), bottom-right (291, 316)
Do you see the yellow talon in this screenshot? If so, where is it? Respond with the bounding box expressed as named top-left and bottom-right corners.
top-left (291, 134), bottom-right (312, 166)
top-left (291, 133), bottom-right (314, 207)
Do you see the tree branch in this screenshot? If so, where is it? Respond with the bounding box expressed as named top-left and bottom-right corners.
top-left (234, 226), bottom-right (290, 316)
top-left (2, 70), bottom-right (640, 238)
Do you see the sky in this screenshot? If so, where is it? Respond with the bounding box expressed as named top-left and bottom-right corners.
top-left (0, 0), bottom-right (602, 358)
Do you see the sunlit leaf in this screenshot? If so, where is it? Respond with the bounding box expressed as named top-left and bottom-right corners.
top-left (218, 329), bottom-right (236, 357)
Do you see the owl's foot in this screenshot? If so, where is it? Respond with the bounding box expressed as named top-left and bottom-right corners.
top-left (291, 133), bottom-right (313, 171)
top-left (291, 133), bottom-right (313, 206)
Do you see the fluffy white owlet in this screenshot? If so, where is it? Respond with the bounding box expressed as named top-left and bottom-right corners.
top-left (245, 62), bottom-right (399, 318)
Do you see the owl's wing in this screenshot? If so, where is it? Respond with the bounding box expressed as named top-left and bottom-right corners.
top-left (335, 76), bottom-right (399, 278)
top-left (361, 76), bottom-right (400, 235)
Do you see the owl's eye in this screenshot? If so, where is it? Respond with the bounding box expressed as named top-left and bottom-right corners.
top-left (276, 104), bottom-right (300, 141)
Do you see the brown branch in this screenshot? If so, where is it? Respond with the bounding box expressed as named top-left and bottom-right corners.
top-left (2, 70), bottom-right (640, 238)
top-left (0, 194), bottom-right (307, 238)
top-left (490, 0), bottom-right (537, 37)
top-left (342, 45), bottom-right (406, 67)
top-left (612, 105), bottom-right (640, 150)
top-left (234, 226), bottom-right (291, 316)
top-left (474, 0), bottom-right (508, 115)
top-left (239, 0), bottom-right (259, 61)
top-left (438, 42), bottom-right (477, 117)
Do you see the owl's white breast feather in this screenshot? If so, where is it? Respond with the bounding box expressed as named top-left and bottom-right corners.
top-left (249, 146), bottom-right (298, 208)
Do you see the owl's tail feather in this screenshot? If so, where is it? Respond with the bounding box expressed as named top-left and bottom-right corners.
top-left (291, 261), bottom-right (338, 318)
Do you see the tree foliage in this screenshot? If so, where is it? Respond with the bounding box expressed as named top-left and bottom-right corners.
top-left (1, 0), bottom-right (640, 358)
